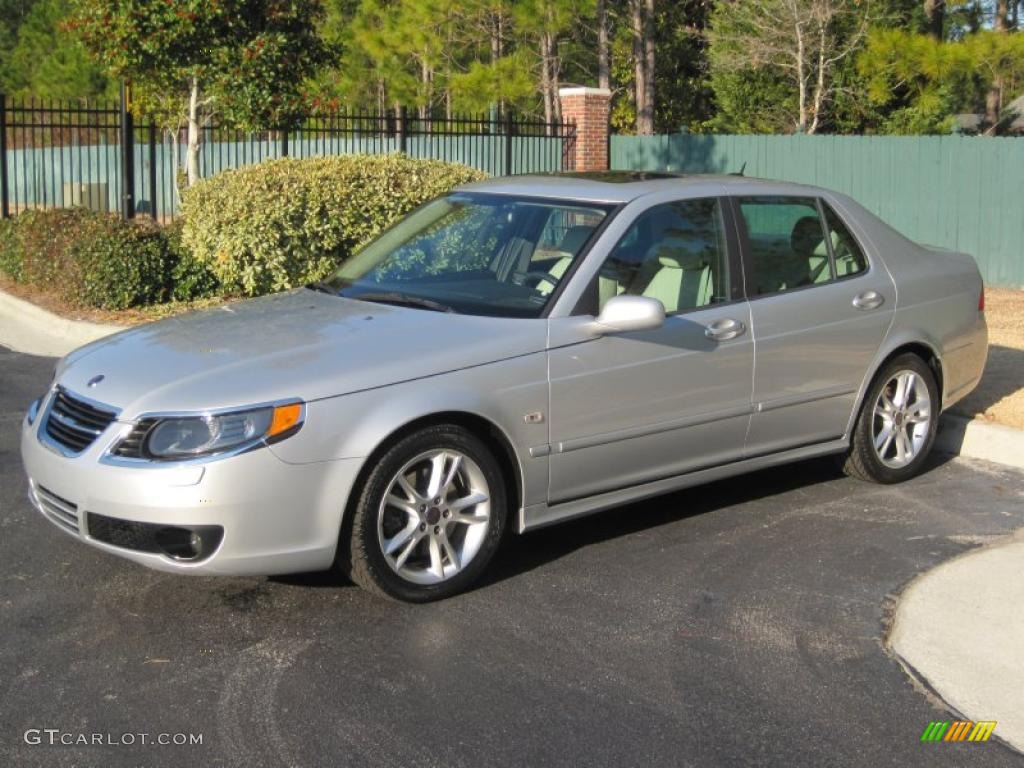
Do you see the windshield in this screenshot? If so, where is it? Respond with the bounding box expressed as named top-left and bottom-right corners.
top-left (323, 193), bottom-right (612, 318)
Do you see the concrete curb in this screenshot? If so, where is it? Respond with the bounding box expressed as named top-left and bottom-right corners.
top-left (888, 529), bottom-right (1024, 754)
top-left (0, 288), bottom-right (124, 357)
top-left (936, 414), bottom-right (1024, 470)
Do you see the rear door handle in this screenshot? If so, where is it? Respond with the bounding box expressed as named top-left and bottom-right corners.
top-left (704, 318), bottom-right (746, 341)
top-left (852, 290), bottom-right (884, 311)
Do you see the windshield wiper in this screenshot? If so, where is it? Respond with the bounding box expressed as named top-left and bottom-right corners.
top-left (351, 292), bottom-right (457, 314)
top-left (306, 280), bottom-right (339, 295)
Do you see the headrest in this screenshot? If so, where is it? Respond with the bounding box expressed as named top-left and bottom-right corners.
top-left (558, 225), bottom-right (595, 255)
top-left (645, 237), bottom-right (709, 270)
top-left (791, 216), bottom-right (825, 257)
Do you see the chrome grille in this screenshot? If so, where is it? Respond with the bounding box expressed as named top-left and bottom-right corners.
top-left (43, 387), bottom-right (117, 454)
top-left (33, 483), bottom-right (80, 534)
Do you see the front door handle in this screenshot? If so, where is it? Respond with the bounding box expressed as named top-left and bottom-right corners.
top-left (704, 317), bottom-right (746, 341)
top-left (852, 290), bottom-right (885, 311)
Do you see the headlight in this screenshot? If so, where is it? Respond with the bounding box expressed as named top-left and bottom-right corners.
top-left (116, 402), bottom-right (303, 461)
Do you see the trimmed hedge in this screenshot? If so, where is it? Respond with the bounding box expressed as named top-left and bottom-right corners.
top-left (163, 219), bottom-right (221, 302)
top-left (180, 154), bottom-right (487, 296)
top-left (73, 215), bottom-right (173, 309)
top-left (0, 154), bottom-right (486, 310)
top-left (0, 208), bottom-right (215, 310)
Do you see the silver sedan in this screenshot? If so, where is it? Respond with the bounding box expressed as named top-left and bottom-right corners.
top-left (20, 173), bottom-right (987, 601)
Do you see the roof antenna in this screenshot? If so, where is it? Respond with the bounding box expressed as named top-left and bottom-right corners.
top-left (731, 162), bottom-right (746, 177)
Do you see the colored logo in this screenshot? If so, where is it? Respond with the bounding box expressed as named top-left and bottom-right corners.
top-left (87, 374), bottom-right (105, 388)
top-left (921, 721), bottom-right (997, 743)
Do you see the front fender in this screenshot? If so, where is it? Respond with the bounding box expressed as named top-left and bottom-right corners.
top-left (268, 352), bottom-right (550, 509)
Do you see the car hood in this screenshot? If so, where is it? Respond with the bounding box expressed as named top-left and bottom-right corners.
top-left (56, 290), bottom-right (548, 416)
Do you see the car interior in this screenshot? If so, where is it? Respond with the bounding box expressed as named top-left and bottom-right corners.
top-left (591, 200), bottom-right (727, 314)
top-left (742, 198), bottom-right (867, 295)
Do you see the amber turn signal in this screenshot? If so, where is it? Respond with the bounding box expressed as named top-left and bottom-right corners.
top-left (268, 403), bottom-right (303, 438)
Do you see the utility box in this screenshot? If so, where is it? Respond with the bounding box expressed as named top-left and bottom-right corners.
top-left (62, 182), bottom-right (109, 213)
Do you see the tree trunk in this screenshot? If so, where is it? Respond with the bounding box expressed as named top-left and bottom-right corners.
top-left (985, 86), bottom-right (1001, 131)
top-left (597, 0), bottom-right (610, 91)
top-left (551, 32), bottom-right (562, 124)
top-left (808, 22), bottom-right (827, 135)
top-left (795, 23), bottom-right (808, 133)
top-left (540, 33), bottom-right (554, 126)
top-left (493, 11), bottom-right (505, 113)
top-left (631, 0), bottom-right (654, 134)
top-left (923, 0), bottom-right (944, 39)
top-left (642, 0), bottom-right (655, 132)
top-left (169, 128), bottom-right (182, 205)
top-left (994, 0), bottom-right (1011, 30)
top-left (985, 0), bottom-right (1011, 132)
top-left (186, 78), bottom-right (201, 188)
top-left (420, 58), bottom-right (432, 127)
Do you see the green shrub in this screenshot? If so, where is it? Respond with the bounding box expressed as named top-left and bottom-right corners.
top-left (70, 215), bottom-right (172, 309)
top-left (0, 217), bottom-right (22, 281)
top-left (14, 208), bottom-right (95, 289)
top-left (180, 154), bottom-right (487, 296)
top-left (163, 219), bottom-right (221, 302)
top-left (0, 208), bottom-right (173, 310)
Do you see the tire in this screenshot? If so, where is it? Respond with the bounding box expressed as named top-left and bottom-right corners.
top-left (340, 424), bottom-right (507, 602)
top-left (842, 353), bottom-right (939, 484)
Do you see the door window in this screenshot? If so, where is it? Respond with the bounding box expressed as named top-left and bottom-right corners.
top-left (597, 198), bottom-right (730, 314)
top-left (738, 197), bottom-right (834, 295)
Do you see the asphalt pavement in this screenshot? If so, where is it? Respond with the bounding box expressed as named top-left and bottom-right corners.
top-left (2, 346), bottom-right (1023, 768)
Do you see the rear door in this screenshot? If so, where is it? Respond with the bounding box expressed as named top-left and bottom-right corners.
top-left (735, 196), bottom-right (895, 455)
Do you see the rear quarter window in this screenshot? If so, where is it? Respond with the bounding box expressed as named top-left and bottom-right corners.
top-left (822, 203), bottom-right (868, 278)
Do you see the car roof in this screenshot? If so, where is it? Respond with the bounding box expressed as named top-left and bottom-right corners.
top-left (457, 171), bottom-right (831, 205)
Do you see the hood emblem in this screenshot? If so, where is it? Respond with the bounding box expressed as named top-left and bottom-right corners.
top-left (87, 375), bottom-right (105, 388)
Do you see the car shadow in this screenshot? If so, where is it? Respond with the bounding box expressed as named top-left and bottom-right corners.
top-left (478, 455), bottom-right (848, 590)
top-left (273, 452), bottom-right (957, 594)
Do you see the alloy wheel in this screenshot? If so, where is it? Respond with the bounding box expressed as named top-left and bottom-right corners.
top-left (872, 370), bottom-right (932, 469)
top-left (376, 449), bottom-right (491, 585)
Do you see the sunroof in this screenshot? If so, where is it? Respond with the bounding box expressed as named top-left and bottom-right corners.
top-left (552, 171), bottom-right (681, 183)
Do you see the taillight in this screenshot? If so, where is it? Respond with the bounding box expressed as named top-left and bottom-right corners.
top-left (979, 286), bottom-right (985, 312)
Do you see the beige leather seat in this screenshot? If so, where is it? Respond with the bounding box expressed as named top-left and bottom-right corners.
top-left (536, 225), bottom-right (596, 296)
top-left (630, 238), bottom-right (713, 313)
top-left (790, 216), bottom-right (831, 285)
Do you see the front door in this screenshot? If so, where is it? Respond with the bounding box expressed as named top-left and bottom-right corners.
top-left (546, 197), bottom-right (754, 503)
top-left (735, 196), bottom-right (895, 455)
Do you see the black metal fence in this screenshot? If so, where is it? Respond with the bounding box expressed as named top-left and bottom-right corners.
top-left (0, 96), bottom-right (577, 222)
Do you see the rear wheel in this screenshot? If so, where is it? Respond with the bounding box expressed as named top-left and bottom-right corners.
top-left (842, 353), bottom-right (939, 484)
top-left (341, 424), bottom-right (507, 602)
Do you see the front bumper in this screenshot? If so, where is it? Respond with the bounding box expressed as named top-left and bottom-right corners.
top-left (20, 404), bottom-right (364, 576)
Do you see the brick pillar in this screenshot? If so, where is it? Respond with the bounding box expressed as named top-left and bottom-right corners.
top-left (559, 87), bottom-right (611, 172)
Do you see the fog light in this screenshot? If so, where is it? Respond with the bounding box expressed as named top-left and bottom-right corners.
top-left (153, 526), bottom-right (222, 561)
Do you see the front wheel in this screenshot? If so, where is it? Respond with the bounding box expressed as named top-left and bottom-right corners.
top-left (341, 425), bottom-right (507, 602)
top-left (842, 353), bottom-right (939, 484)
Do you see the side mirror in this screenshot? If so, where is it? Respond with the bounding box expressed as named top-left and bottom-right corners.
top-left (589, 295), bottom-right (665, 336)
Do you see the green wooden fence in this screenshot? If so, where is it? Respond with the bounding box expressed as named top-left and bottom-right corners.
top-left (611, 134), bottom-right (1024, 288)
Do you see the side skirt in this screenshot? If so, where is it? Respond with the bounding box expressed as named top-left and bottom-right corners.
top-left (519, 438), bottom-right (850, 533)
